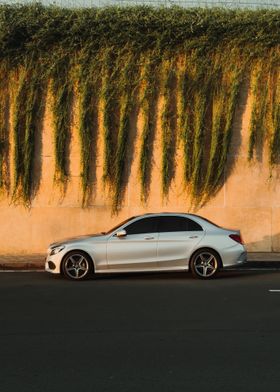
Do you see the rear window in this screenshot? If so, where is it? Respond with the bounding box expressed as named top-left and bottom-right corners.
top-left (159, 216), bottom-right (203, 232)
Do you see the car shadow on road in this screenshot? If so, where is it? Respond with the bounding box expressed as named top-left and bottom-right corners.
top-left (89, 269), bottom-right (279, 282)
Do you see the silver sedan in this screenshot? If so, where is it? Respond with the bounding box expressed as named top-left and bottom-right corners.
top-left (45, 213), bottom-right (247, 280)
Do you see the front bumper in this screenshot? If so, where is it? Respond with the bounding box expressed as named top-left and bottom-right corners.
top-left (45, 253), bottom-right (63, 274)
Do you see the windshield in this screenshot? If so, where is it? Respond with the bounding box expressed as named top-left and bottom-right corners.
top-left (105, 216), bottom-right (137, 235)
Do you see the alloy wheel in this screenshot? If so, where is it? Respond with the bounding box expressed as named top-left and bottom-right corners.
top-left (192, 251), bottom-right (218, 278)
top-left (63, 253), bottom-right (90, 280)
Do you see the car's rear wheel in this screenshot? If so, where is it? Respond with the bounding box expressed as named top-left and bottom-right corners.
top-left (61, 251), bottom-right (93, 280)
top-left (190, 249), bottom-right (220, 279)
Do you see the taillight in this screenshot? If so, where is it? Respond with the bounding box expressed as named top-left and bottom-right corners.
top-left (229, 234), bottom-right (243, 244)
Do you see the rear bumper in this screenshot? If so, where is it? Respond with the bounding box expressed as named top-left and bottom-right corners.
top-left (221, 245), bottom-right (247, 268)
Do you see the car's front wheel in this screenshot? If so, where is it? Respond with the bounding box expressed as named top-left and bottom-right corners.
top-left (190, 249), bottom-right (220, 279)
top-left (61, 251), bottom-right (93, 280)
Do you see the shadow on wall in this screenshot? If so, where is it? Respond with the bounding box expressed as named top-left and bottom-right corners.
top-left (246, 232), bottom-right (280, 252)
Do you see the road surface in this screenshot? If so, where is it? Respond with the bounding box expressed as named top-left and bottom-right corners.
top-left (1, 270), bottom-right (280, 392)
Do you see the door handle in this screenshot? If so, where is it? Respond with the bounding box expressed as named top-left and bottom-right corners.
top-left (189, 236), bottom-right (198, 239)
top-left (144, 236), bottom-right (154, 240)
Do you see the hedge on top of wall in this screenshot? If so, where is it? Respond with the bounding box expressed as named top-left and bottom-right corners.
top-left (0, 4), bottom-right (279, 209)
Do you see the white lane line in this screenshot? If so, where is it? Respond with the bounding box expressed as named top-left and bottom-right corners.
top-left (228, 268), bottom-right (280, 271)
top-left (269, 290), bottom-right (280, 292)
top-left (0, 270), bottom-right (44, 273)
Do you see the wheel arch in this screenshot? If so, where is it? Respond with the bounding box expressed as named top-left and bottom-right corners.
top-left (189, 247), bottom-right (223, 269)
top-left (60, 249), bottom-right (95, 274)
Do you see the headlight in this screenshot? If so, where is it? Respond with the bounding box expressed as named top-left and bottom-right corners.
top-left (50, 246), bottom-right (65, 256)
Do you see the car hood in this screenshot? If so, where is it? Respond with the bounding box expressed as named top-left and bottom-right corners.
top-left (49, 233), bottom-right (105, 248)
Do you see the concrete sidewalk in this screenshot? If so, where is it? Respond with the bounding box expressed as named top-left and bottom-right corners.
top-left (1, 252), bottom-right (280, 270)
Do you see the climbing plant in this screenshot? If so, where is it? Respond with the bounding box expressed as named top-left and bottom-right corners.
top-left (269, 68), bottom-right (280, 166)
top-left (139, 51), bottom-right (159, 199)
top-left (0, 61), bottom-right (9, 190)
top-left (78, 52), bottom-right (101, 205)
top-left (179, 55), bottom-right (195, 185)
top-left (161, 58), bottom-right (177, 196)
top-left (13, 62), bottom-right (44, 203)
top-left (248, 61), bottom-right (269, 161)
top-left (0, 4), bottom-right (279, 208)
top-left (113, 51), bottom-right (139, 211)
top-left (51, 58), bottom-right (72, 183)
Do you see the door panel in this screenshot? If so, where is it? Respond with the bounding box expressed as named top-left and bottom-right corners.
top-left (107, 233), bottom-right (158, 270)
top-left (157, 216), bottom-right (205, 269)
top-left (106, 216), bottom-right (160, 271)
top-left (157, 231), bottom-right (204, 269)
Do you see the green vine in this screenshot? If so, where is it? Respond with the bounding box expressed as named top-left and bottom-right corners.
top-left (179, 57), bottom-right (195, 184)
top-left (79, 54), bottom-right (100, 206)
top-left (13, 62), bottom-right (44, 202)
top-left (102, 49), bottom-right (120, 183)
top-left (0, 5), bottom-right (279, 208)
top-left (0, 62), bottom-right (9, 190)
top-left (269, 69), bottom-right (280, 166)
top-left (248, 62), bottom-right (268, 161)
top-left (204, 90), bottom-right (224, 192)
top-left (211, 65), bottom-right (244, 192)
top-left (161, 58), bottom-right (177, 196)
top-left (139, 52), bottom-right (159, 200)
top-left (113, 51), bottom-right (139, 211)
top-left (191, 83), bottom-right (209, 197)
top-left (51, 58), bottom-right (72, 183)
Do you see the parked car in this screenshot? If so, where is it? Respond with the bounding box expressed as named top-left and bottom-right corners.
top-left (45, 213), bottom-right (246, 280)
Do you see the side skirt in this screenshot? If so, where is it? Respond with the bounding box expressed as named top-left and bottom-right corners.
top-left (95, 266), bottom-right (189, 274)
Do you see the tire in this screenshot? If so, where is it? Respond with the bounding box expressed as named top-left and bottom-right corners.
top-left (61, 251), bottom-right (93, 281)
top-left (190, 249), bottom-right (221, 279)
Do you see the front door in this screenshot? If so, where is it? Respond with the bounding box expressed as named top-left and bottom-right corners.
top-left (107, 216), bottom-right (159, 271)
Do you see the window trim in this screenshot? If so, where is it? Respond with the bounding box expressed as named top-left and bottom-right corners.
top-left (108, 213), bottom-right (205, 239)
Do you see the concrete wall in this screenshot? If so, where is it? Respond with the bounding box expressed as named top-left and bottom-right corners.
top-left (1, 83), bottom-right (279, 254)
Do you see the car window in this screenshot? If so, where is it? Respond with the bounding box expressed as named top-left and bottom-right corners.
top-left (159, 216), bottom-right (203, 232)
top-left (125, 217), bottom-right (158, 235)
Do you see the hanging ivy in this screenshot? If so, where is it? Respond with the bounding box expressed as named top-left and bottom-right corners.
top-left (0, 5), bottom-right (279, 208)
top-left (139, 52), bottom-right (159, 200)
top-left (179, 57), bottom-right (195, 184)
top-left (79, 53), bottom-right (100, 206)
top-left (203, 53), bottom-right (242, 196)
top-left (161, 58), bottom-right (177, 196)
top-left (210, 65), bottom-right (245, 193)
top-left (51, 58), bottom-right (72, 183)
top-left (13, 62), bottom-right (44, 202)
top-left (248, 62), bottom-right (269, 161)
top-left (0, 62), bottom-right (9, 190)
top-left (102, 49), bottom-right (120, 183)
top-left (113, 51), bottom-right (139, 211)
top-left (269, 69), bottom-right (280, 166)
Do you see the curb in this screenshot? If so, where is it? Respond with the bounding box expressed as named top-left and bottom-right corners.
top-left (0, 263), bottom-right (45, 271)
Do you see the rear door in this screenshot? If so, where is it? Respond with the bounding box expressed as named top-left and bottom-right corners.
top-left (107, 216), bottom-right (159, 271)
top-left (157, 216), bottom-right (205, 270)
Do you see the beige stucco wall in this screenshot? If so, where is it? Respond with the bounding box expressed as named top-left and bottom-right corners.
top-left (1, 83), bottom-right (280, 254)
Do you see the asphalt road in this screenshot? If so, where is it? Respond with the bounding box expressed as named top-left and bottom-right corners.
top-left (1, 270), bottom-right (280, 392)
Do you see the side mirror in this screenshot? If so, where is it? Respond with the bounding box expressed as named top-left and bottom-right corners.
top-left (116, 229), bottom-right (127, 238)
